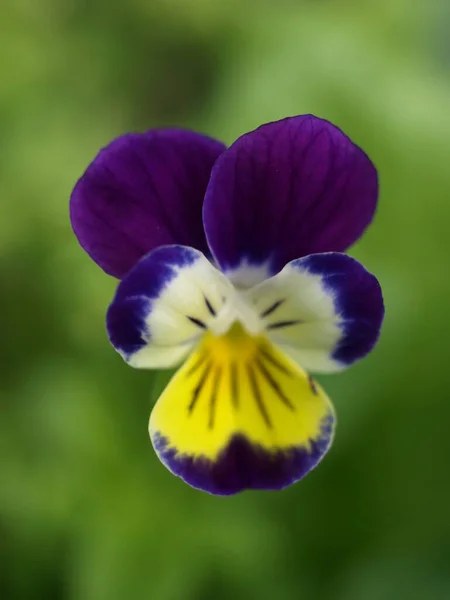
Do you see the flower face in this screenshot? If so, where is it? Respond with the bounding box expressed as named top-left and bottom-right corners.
top-left (70, 115), bottom-right (384, 495)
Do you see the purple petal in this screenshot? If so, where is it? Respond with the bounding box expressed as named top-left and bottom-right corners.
top-left (203, 115), bottom-right (378, 280)
top-left (70, 129), bottom-right (225, 278)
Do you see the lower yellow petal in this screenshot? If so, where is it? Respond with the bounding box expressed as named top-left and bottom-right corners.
top-left (149, 324), bottom-right (335, 494)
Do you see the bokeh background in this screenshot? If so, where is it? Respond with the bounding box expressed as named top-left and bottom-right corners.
top-left (2, 1), bottom-right (450, 598)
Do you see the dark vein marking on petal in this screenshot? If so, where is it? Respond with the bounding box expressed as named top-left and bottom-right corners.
top-left (260, 299), bottom-right (285, 319)
top-left (208, 366), bottom-right (222, 429)
top-left (186, 353), bottom-right (207, 377)
top-left (255, 357), bottom-right (295, 411)
top-left (308, 374), bottom-right (318, 396)
top-left (187, 316), bottom-right (207, 329)
top-left (188, 362), bottom-right (212, 414)
top-left (259, 347), bottom-right (293, 376)
top-left (230, 362), bottom-right (239, 410)
top-left (277, 127), bottom-right (327, 244)
top-left (267, 319), bottom-right (302, 330)
top-left (247, 363), bottom-right (272, 429)
top-left (204, 296), bottom-right (216, 317)
top-left (127, 150), bottom-right (187, 244)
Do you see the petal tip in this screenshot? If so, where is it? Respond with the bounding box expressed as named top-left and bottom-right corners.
top-left (151, 413), bottom-right (335, 496)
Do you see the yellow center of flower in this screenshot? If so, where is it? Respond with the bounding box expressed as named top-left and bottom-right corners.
top-left (201, 322), bottom-right (263, 362)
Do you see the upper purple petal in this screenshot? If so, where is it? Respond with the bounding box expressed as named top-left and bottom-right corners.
top-left (203, 115), bottom-right (378, 277)
top-left (70, 129), bottom-right (225, 278)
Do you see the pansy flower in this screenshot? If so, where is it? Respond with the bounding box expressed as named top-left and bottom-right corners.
top-left (70, 115), bottom-right (384, 495)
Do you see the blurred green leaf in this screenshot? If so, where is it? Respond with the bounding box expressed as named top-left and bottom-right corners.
top-left (1, 1), bottom-right (450, 599)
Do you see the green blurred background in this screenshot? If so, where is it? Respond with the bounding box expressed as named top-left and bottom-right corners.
top-left (2, 0), bottom-right (450, 598)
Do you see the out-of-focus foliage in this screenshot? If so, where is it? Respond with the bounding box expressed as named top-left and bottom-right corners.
top-left (1, 0), bottom-right (450, 598)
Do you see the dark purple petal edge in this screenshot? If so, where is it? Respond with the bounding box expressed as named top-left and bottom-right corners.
top-left (152, 413), bottom-right (334, 495)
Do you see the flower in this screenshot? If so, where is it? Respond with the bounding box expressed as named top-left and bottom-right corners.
top-left (70, 115), bottom-right (384, 495)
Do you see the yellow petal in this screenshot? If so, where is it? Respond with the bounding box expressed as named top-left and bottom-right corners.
top-left (149, 324), bottom-right (335, 494)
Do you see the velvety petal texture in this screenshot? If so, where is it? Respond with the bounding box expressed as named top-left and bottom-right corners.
top-left (203, 115), bottom-right (378, 284)
top-left (70, 129), bottom-right (225, 278)
top-left (107, 245), bottom-right (233, 368)
top-left (247, 252), bottom-right (384, 372)
top-left (149, 325), bottom-right (335, 495)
